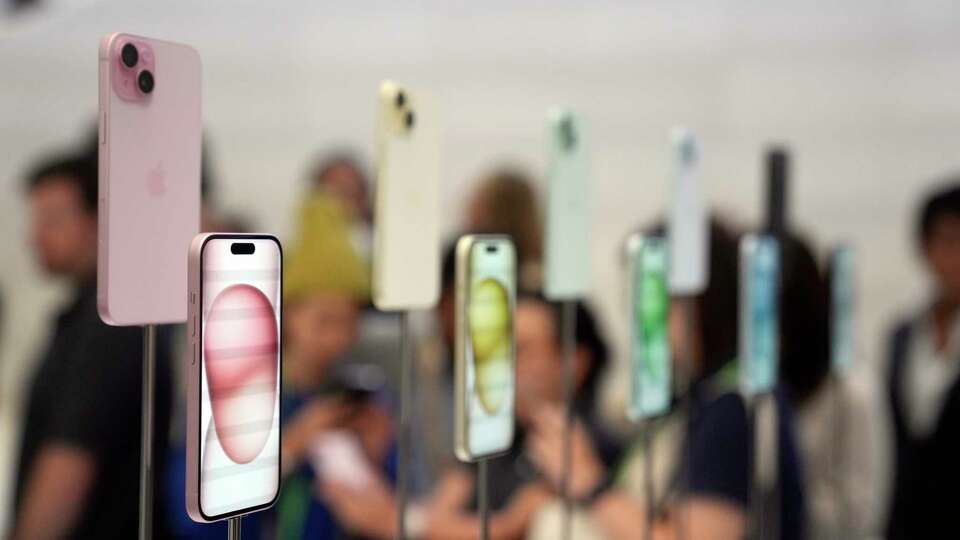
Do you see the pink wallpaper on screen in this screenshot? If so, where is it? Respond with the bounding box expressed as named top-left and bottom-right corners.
top-left (200, 239), bottom-right (280, 515)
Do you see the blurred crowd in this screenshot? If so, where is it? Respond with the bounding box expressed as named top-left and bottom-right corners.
top-left (5, 128), bottom-right (960, 540)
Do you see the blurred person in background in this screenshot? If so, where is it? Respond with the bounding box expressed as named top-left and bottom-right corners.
top-left (524, 219), bottom-right (806, 540)
top-left (464, 169), bottom-right (544, 290)
top-left (775, 233), bottom-right (876, 539)
top-left (9, 150), bottom-right (172, 539)
top-left (319, 293), bottom-right (618, 539)
top-left (274, 193), bottom-right (399, 540)
top-left (885, 182), bottom-right (960, 539)
top-left (308, 152), bottom-right (373, 263)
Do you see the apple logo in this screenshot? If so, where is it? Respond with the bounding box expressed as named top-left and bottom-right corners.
top-left (147, 162), bottom-right (166, 197)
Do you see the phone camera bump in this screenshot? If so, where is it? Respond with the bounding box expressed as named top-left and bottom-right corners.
top-left (395, 90), bottom-right (406, 108)
top-left (137, 70), bottom-right (155, 94)
top-left (562, 119), bottom-right (579, 151)
top-left (405, 110), bottom-right (415, 130)
top-left (121, 43), bottom-right (139, 68)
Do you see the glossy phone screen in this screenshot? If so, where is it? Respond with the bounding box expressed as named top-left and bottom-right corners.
top-left (464, 240), bottom-right (515, 457)
top-left (628, 236), bottom-right (671, 420)
top-left (199, 237), bottom-right (281, 518)
top-left (830, 246), bottom-right (856, 375)
top-left (740, 235), bottom-right (780, 396)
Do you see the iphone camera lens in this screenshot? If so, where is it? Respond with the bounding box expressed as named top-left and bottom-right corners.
top-left (561, 119), bottom-right (576, 149)
top-left (405, 111), bottom-right (415, 129)
top-left (121, 43), bottom-right (139, 68)
top-left (395, 91), bottom-right (406, 108)
top-left (138, 70), bottom-right (155, 94)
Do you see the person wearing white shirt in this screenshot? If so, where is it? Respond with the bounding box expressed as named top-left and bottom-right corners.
top-left (885, 182), bottom-right (960, 539)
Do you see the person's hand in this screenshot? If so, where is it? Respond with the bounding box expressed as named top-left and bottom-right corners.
top-left (282, 397), bottom-right (352, 471)
top-left (294, 396), bottom-right (353, 433)
top-left (503, 482), bottom-right (553, 523)
top-left (318, 474), bottom-right (397, 539)
top-left (527, 404), bottom-right (606, 500)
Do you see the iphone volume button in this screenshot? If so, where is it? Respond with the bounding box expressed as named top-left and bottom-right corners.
top-left (99, 110), bottom-right (106, 145)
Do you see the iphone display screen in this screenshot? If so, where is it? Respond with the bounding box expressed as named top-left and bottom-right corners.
top-left (199, 237), bottom-right (281, 518)
top-left (465, 240), bottom-right (516, 457)
top-left (830, 247), bottom-right (855, 374)
top-left (629, 237), bottom-right (671, 420)
top-left (740, 236), bottom-right (780, 396)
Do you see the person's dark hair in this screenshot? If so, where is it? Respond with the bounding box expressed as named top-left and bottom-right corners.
top-left (23, 152), bottom-right (98, 213)
top-left (440, 240), bottom-right (458, 294)
top-left (517, 291), bottom-right (610, 409)
top-left (917, 181), bottom-right (960, 247)
top-left (469, 169), bottom-right (543, 266)
top-left (779, 234), bottom-right (830, 405)
top-left (646, 218), bottom-right (741, 378)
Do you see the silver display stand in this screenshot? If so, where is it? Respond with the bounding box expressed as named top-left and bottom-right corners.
top-left (747, 393), bottom-right (781, 540)
top-left (477, 459), bottom-right (490, 540)
top-left (829, 374), bottom-right (847, 540)
top-left (559, 299), bottom-right (577, 540)
top-left (140, 325), bottom-right (157, 540)
top-left (641, 418), bottom-right (655, 540)
top-left (227, 516), bottom-right (241, 539)
top-left (396, 311), bottom-right (412, 540)
top-left (675, 297), bottom-right (696, 540)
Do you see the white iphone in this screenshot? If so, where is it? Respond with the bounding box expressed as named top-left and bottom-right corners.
top-left (372, 81), bottom-right (441, 311)
top-left (454, 235), bottom-right (516, 461)
top-left (186, 234), bottom-right (282, 522)
top-left (667, 127), bottom-right (708, 296)
top-left (544, 108), bottom-right (590, 300)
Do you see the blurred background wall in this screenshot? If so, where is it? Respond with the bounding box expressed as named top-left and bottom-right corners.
top-left (1, 0), bottom-right (959, 531)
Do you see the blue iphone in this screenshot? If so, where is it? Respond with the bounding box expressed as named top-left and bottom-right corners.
top-left (739, 235), bottom-right (780, 396)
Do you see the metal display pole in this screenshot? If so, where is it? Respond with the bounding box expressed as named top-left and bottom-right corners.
top-left (227, 516), bottom-right (241, 540)
top-left (830, 375), bottom-right (845, 539)
top-left (642, 420), bottom-right (655, 540)
top-left (396, 311), bottom-right (412, 540)
top-left (559, 299), bottom-right (577, 540)
top-left (746, 399), bottom-right (761, 538)
top-left (675, 297), bottom-right (695, 540)
top-left (140, 324), bottom-right (157, 540)
top-left (749, 393), bottom-right (781, 540)
top-left (478, 459), bottom-right (490, 540)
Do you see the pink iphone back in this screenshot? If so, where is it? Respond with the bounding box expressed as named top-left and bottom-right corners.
top-left (98, 33), bottom-right (201, 325)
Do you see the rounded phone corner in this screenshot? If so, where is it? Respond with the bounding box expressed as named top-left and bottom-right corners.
top-left (96, 295), bottom-right (122, 327)
top-left (99, 32), bottom-right (123, 60)
top-left (454, 445), bottom-right (474, 464)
